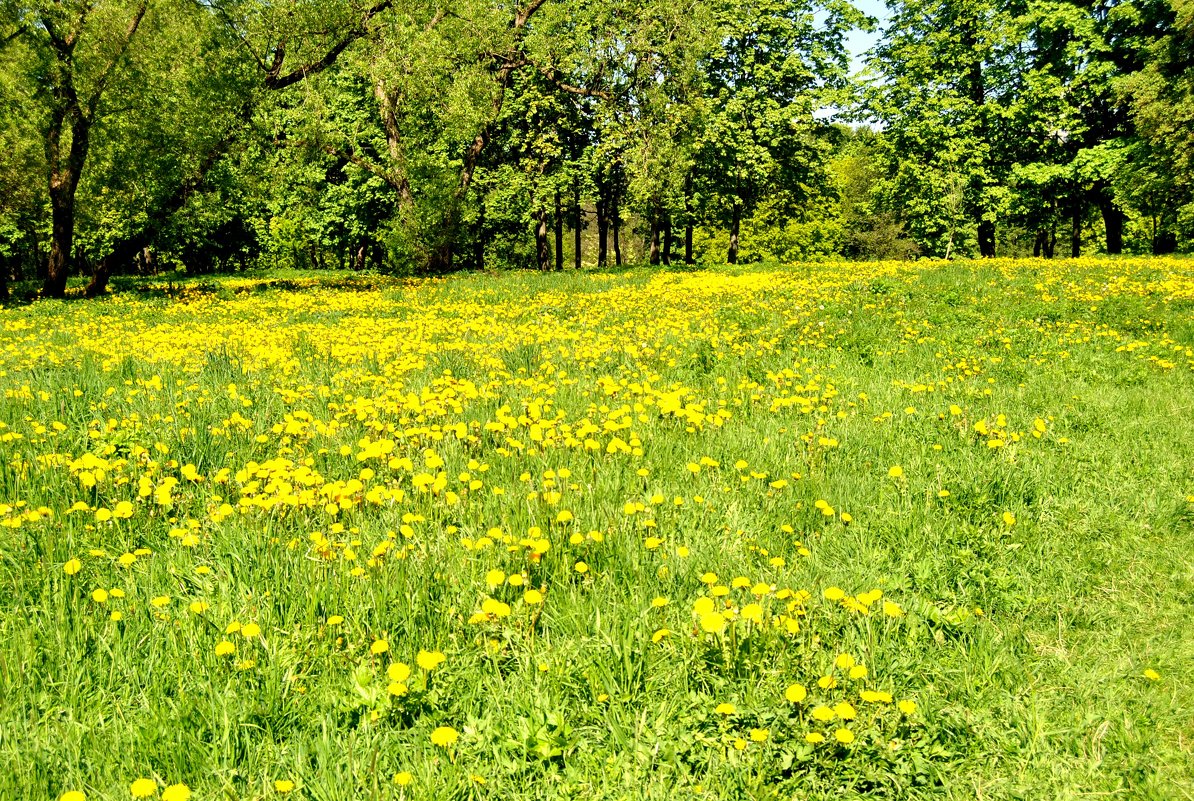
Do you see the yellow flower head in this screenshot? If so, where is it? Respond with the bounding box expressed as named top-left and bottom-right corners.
top-left (416, 650), bottom-right (446, 671)
top-left (699, 611), bottom-right (727, 635)
top-left (129, 778), bottom-right (157, 798)
top-left (161, 785), bottom-right (190, 801)
top-left (430, 726), bottom-right (459, 747)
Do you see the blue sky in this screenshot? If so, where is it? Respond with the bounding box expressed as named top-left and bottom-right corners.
top-left (845, 0), bottom-right (889, 74)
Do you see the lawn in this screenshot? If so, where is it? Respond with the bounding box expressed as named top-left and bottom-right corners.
top-left (0, 258), bottom-right (1191, 801)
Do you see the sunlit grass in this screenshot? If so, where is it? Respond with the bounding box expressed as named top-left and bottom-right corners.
top-left (1, 257), bottom-right (1192, 800)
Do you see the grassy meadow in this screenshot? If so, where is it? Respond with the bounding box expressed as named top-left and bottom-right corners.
top-left (0, 258), bottom-right (1192, 801)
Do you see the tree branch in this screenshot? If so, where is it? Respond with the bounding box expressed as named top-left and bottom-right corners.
top-left (86, 0), bottom-right (149, 119)
top-left (263, 0), bottom-right (393, 90)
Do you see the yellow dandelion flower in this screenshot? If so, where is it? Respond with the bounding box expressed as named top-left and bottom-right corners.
top-left (430, 726), bottom-right (459, 747)
top-left (416, 650), bottom-right (446, 671)
top-left (784, 683), bottom-right (807, 703)
top-left (699, 611), bottom-right (727, 635)
top-left (129, 778), bottom-right (157, 798)
top-left (161, 785), bottom-right (190, 801)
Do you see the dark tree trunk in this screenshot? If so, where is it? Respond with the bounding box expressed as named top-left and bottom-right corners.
top-left (535, 209), bottom-right (550, 271)
top-left (1070, 192), bottom-right (1083, 258)
top-left (475, 200), bottom-right (486, 270)
top-left (45, 109), bottom-right (90, 298)
top-left (649, 214), bottom-right (661, 266)
top-left (86, 234), bottom-right (144, 297)
top-left (1100, 196), bottom-right (1124, 255)
top-left (45, 182), bottom-right (77, 298)
top-left (1153, 228), bottom-right (1176, 254)
top-left (1033, 230), bottom-right (1043, 257)
top-left (662, 217), bottom-right (672, 266)
top-left (728, 202), bottom-right (741, 264)
top-left (429, 243), bottom-right (453, 273)
top-left (977, 219), bottom-right (996, 258)
top-left (554, 190), bottom-right (564, 271)
top-left (612, 192), bottom-right (622, 266)
top-left (353, 242), bottom-right (368, 271)
top-left (684, 174), bottom-right (695, 264)
top-left (573, 183), bottom-right (581, 270)
top-left (596, 195), bottom-right (608, 269)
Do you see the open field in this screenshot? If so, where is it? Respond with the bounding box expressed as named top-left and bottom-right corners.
top-left (1, 258), bottom-right (1192, 801)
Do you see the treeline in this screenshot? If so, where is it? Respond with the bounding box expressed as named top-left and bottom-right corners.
top-left (0, 0), bottom-right (1191, 297)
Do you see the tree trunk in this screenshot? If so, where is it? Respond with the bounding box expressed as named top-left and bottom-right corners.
top-left (1100, 196), bottom-right (1124, 255)
top-left (1033, 230), bottom-right (1043, 257)
top-left (684, 174), bottom-right (695, 264)
top-left (44, 110), bottom-right (91, 298)
top-left (662, 217), bottom-right (672, 266)
top-left (573, 183), bottom-right (581, 270)
top-left (728, 202), bottom-right (741, 264)
top-left (475, 199), bottom-right (486, 270)
top-left (429, 242), bottom-right (453, 273)
top-left (535, 209), bottom-right (550, 271)
top-left (45, 181), bottom-right (77, 298)
top-left (612, 191), bottom-right (622, 266)
top-left (649, 214), bottom-right (661, 266)
top-left (1070, 191), bottom-right (1082, 258)
top-left (554, 190), bottom-right (564, 271)
top-left (596, 195), bottom-right (608, 268)
top-left (977, 218), bottom-right (996, 258)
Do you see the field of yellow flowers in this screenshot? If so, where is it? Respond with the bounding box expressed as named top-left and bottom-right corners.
top-left (1, 258), bottom-right (1192, 800)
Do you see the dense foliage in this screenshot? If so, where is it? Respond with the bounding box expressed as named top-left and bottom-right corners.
top-left (0, 0), bottom-right (1192, 290)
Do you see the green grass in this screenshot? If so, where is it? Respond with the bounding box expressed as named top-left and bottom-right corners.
top-left (0, 257), bottom-right (1191, 800)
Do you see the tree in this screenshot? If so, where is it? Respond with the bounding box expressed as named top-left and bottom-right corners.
top-left (697, 0), bottom-right (858, 263)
